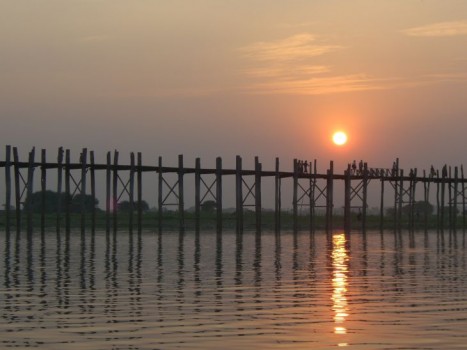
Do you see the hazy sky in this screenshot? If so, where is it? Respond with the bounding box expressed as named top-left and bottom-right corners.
top-left (2, 0), bottom-right (467, 172)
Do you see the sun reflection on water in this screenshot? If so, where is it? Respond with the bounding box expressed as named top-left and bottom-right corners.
top-left (332, 232), bottom-right (349, 345)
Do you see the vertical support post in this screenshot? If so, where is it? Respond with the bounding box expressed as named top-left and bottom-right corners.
top-left (178, 155), bottom-right (184, 231)
top-left (448, 166), bottom-right (452, 229)
top-left (158, 156), bottom-right (163, 232)
top-left (393, 158), bottom-right (399, 230)
top-left (56, 147), bottom-right (64, 234)
top-left (113, 150), bottom-right (119, 233)
top-left (326, 161), bottom-right (334, 233)
top-left (398, 169), bottom-right (404, 231)
top-left (235, 156), bottom-right (243, 232)
top-left (80, 148), bottom-right (87, 233)
top-left (462, 166), bottom-right (465, 231)
top-left (216, 157), bottom-right (223, 232)
top-left (26, 148), bottom-right (35, 234)
top-left (311, 160), bottom-right (317, 233)
top-left (40, 149), bottom-right (46, 233)
top-left (454, 166), bottom-right (458, 231)
top-left (129, 152), bottom-right (135, 233)
top-left (423, 170), bottom-right (429, 231)
top-left (137, 152), bottom-right (142, 233)
top-left (194, 158), bottom-right (201, 231)
top-left (105, 152), bottom-right (111, 234)
top-left (5, 145), bottom-right (11, 233)
top-left (380, 172), bottom-right (385, 231)
top-left (275, 157), bottom-right (281, 233)
top-left (255, 156), bottom-right (261, 232)
top-left (441, 165), bottom-right (446, 231)
top-left (344, 164), bottom-right (351, 233)
top-left (13, 147), bottom-right (21, 233)
top-left (362, 162), bottom-right (368, 232)
top-left (436, 170), bottom-right (440, 230)
top-left (292, 159), bottom-right (298, 231)
top-left (90, 151), bottom-right (96, 232)
top-left (410, 169), bottom-right (417, 231)
top-left (65, 149), bottom-right (71, 233)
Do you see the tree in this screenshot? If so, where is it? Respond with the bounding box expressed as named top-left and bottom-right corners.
top-left (118, 200), bottom-right (150, 212)
top-left (23, 190), bottom-right (99, 213)
top-left (201, 200), bottom-right (216, 212)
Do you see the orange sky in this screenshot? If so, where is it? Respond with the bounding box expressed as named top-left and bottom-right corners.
top-left (1, 0), bottom-right (467, 173)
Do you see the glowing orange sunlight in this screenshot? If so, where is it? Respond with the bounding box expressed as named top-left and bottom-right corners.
top-left (332, 131), bottom-right (348, 146)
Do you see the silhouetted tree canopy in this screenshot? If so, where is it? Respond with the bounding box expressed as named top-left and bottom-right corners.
top-left (118, 200), bottom-right (149, 212)
top-left (201, 200), bottom-right (216, 212)
top-left (24, 190), bottom-right (98, 213)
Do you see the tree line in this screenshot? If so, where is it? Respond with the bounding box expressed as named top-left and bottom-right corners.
top-left (21, 190), bottom-right (149, 213)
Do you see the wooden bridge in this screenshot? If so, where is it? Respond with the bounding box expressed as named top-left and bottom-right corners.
top-left (1, 145), bottom-right (466, 234)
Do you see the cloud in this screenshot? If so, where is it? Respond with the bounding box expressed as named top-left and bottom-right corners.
top-left (240, 33), bottom-right (342, 62)
top-left (403, 21), bottom-right (467, 37)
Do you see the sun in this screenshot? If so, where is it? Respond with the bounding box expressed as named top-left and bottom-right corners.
top-left (332, 131), bottom-right (348, 146)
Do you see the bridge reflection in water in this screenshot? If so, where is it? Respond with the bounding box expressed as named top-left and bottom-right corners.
top-left (331, 232), bottom-right (350, 346)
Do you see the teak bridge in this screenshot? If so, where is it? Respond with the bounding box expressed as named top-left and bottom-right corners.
top-left (1, 145), bottom-right (466, 234)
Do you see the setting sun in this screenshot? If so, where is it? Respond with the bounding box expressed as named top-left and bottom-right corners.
top-left (332, 131), bottom-right (348, 146)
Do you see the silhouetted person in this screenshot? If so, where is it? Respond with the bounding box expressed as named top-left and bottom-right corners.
top-left (303, 161), bottom-right (308, 174)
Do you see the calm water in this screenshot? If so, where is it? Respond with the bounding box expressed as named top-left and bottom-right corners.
top-left (1, 229), bottom-right (467, 349)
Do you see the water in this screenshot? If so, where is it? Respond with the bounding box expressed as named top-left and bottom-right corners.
top-left (1, 229), bottom-right (467, 349)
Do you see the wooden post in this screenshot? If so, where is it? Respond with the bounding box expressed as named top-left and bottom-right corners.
top-left (423, 170), bottom-right (429, 231)
top-left (311, 160), bottom-right (317, 233)
top-left (275, 157), bottom-right (281, 233)
top-left (326, 161), bottom-right (334, 233)
top-left (129, 152), bottom-right (135, 233)
top-left (462, 166), bottom-right (466, 231)
top-left (216, 157), bottom-right (223, 232)
top-left (5, 145), bottom-right (11, 234)
top-left (113, 150), bottom-right (119, 233)
top-left (56, 147), bottom-right (64, 234)
top-left (448, 166), bottom-right (452, 229)
top-left (40, 149), bottom-right (46, 233)
top-left (26, 148), bottom-right (35, 234)
top-left (344, 164), bottom-right (351, 233)
top-left (105, 151), bottom-right (111, 234)
top-left (393, 158), bottom-right (399, 230)
top-left (80, 148), bottom-right (87, 233)
top-left (194, 158), bottom-right (201, 231)
top-left (13, 147), bottom-right (21, 234)
top-left (137, 152), bottom-right (142, 233)
top-left (90, 151), bottom-right (96, 232)
top-left (453, 166), bottom-right (458, 231)
top-left (178, 155), bottom-right (184, 230)
top-left (158, 156), bottom-right (163, 232)
top-left (436, 170), bottom-right (440, 230)
top-left (65, 149), bottom-right (71, 233)
top-left (255, 156), bottom-right (261, 232)
top-left (308, 160), bottom-right (314, 233)
top-left (292, 159), bottom-right (298, 231)
top-left (235, 155), bottom-right (243, 232)
top-left (398, 169), bottom-right (404, 231)
top-left (362, 162), bottom-right (368, 232)
top-left (441, 165), bottom-right (446, 231)
top-left (380, 171), bottom-right (385, 231)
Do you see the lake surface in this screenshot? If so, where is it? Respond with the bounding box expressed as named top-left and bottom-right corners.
top-left (1, 229), bottom-right (466, 349)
